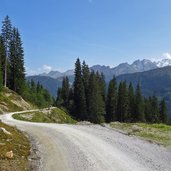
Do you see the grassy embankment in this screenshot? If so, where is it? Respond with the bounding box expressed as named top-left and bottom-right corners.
top-left (0, 87), bottom-right (33, 114)
top-left (0, 87), bottom-right (35, 170)
top-left (13, 107), bottom-right (77, 124)
top-left (110, 122), bottom-right (171, 148)
top-left (0, 122), bottom-right (30, 171)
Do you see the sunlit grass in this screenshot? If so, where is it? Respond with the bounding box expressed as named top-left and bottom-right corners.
top-left (0, 122), bottom-right (30, 170)
top-left (110, 122), bottom-right (171, 148)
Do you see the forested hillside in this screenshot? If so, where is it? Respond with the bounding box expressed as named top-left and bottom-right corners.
top-left (117, 66), bottom-right (171, 117)
top-left (56, 58), bottom-right (168, 124)
top-left (0, 16), bottom-right (53, 108)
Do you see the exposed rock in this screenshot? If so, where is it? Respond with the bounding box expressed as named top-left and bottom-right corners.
top-left (0, 127), bottom-right (12, 135)
top-left (0, 142), bottom-right (5, 146)
top-left (132, 125), bottom-right (143, 132)
top-left (77, 121), bottom-right (92, 125)
top-left (5, 150), bottom-right (14, 159)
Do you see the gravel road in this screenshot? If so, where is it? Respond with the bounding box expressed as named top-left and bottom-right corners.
top-left (0, 112), bottom-right (171, 171)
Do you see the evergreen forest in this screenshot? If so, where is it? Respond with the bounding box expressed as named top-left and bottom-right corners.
top-left (56, 58), bottom-right (168, 124)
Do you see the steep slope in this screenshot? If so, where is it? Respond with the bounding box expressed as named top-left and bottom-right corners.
top-left (0, 88), bottom-right (32, 114)
top-left (116, 66), bottom-right (171, 117)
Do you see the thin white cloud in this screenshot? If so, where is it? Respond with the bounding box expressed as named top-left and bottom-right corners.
top-left (26, 65), bottom-right (53, 76)
top-left (88, 0), bottom-right (93, 3)
top-left (151, 52), bottom-right (171, 62)
top-left (43, 65), bottom-right (53, 73)
top-left (162, 52), bottom-right (171, 59)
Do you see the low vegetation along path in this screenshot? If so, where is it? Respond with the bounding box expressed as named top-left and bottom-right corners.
top-left (0, 111), bottom-right (171, 171)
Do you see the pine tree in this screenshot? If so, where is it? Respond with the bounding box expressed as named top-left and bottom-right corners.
top-left (128, 82), bottom-right (135, 122)
top-left (9, 27), bottom-right (25, 94)
top-left (159, 99), bottom-right (167, 123)
top-left (134, 83), bottom-right (145, 122)
top-left (1, 15), bottom-right (12, 87)
top-left (73, 58), bottom-right (87, 120)
top-left (106, 76), bottom-right (117, 122)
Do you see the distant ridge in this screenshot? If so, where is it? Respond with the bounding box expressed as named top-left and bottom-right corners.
top-left (31, 58), bottom-right (171, 81)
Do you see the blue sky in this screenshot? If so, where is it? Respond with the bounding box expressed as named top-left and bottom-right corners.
top-left (1, 0), bottom-right (171, 74)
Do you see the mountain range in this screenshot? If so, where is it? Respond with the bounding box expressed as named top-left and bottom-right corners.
top-left (27, 58), bottom-right (171, 95)
top-left (30, 57), bottom-right (171, 81)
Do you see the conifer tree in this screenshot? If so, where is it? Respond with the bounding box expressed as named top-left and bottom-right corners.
top-left (82, 61), bottom-right (90, 115)
top-left (144, 97), bottom-right (153, 122)
top-left (9, 27), bottom-right (25, 94)
top-left (159, 99), bottom-right (167, 123)
top-left (106, 76), bottom-right (117, 122)
top-left (135, 83), bottom-right (145, 122)
top-left (56, 87), bottom-right (63, 107)
top-left (0, 36), bottom-right (5, 84)
top-left (117, 81), bottom-right (128, 122)
top-left (0, 63), bottom-right (2, 91)
top-left (98, 72), bottom-right (106, 103)
top-left (87, 72), bottom-right (105, 123)
top-left (73, 58), bottom-right (87, 120)
top-left (1, 15), bottom-right (12, 87)
top-left (128, 82), bottom-right (135, 121)
top-left (61, 76), bottom-right (70, 107)
top-left (151, 95), bottom-right (159, 123)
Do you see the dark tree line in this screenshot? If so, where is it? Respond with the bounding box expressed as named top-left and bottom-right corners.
top-left (56, 58), bottom-right (168, 124)
top-left (0, 16), bottom-right (53, 108)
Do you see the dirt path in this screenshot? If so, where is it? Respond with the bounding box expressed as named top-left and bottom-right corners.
top-left (0, 112), bottom-right (171, 171)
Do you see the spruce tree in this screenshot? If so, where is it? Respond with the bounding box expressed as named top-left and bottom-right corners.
top-left (144, 97), bottom-right (153, 122)
top-left (98, 72), bottom-right (106, 103)
top-left (135, 83), bottom-right (145, 122)
top-left (9, 27), bottom-right (25, 94)
top-left (0, 63), bottom-right (2, 91)
top-left (73, 58), bottom-right (87, 120)
top-left (106, 76), bottom-right (117, 122)
top-left (87, 72), bottom-right (105, 123)
top-left (159, 99), bottom-right (167, 123)
top-left (1, 15), bottom-right (12, 87)
top-left (82, 61), bottom-right (90, 116)
top-left (128, 82), bottom-right (135, 122)
top-left (117, 81), bottom-right (128, 122)
top-left (56, 88), bottom-right (63, 107)
top-left (61, 76), bottom-right (70, 108)
top-left (0, 36), bottom-right (6, 84)
top-left (151, 95), bottom-right (159, 123)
